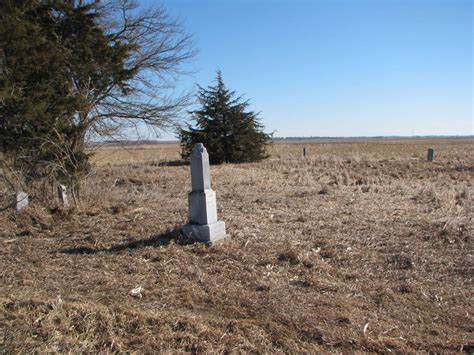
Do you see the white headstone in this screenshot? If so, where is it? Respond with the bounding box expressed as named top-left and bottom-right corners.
top-left (15, 191), bottom-right (28, 211)
top-left (57, 184), bottom-right (69, 208)
top-left (182, 144), bottom-right (226, 243)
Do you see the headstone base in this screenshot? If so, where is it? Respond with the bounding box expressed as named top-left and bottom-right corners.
top-left (182, 220), bottom-right (226, 243)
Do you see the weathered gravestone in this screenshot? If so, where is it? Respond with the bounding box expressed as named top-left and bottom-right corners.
top-left (15, 191), bottom-right (28, 211)
top-left (57, 184), bottom-right (69, 208)
top-left (427, 148), bottom-right (434, 162)
top-left (182, 143), bottom-right (226, 243)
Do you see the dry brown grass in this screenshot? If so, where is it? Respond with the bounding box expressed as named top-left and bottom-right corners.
top-left (1, 138), bottom-right (473, 352)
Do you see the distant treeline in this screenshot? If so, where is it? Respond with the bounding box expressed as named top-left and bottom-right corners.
top-left (89, 140), bottom-right (178, 146)
top-left (274, 135), bottom-right (473, 141)
top-left (89, 135), bottom-right (473, 146)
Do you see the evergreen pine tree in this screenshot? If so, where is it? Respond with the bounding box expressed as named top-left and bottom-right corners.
top-left (1, 0), bottom-right (193, 204)
top-left (180, 71), bottom-right (271, 164)
top-left (0, 1), bottom-right (133, 198)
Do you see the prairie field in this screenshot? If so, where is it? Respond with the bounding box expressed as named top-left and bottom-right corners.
top-left (1, 138), bottom-right (473, 352)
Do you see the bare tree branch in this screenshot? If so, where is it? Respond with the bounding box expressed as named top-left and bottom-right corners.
top-left (71, 0), bottom-right (196, 141)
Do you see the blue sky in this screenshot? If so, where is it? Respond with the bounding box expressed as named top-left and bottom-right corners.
top-left (149, 0), bottom-right (472, 138)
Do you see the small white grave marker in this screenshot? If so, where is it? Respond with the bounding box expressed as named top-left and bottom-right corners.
top-left (15, 191), bottom-right (28, 211)
top-left (182, 144), bottom-right (226, 243)
top-left (57, 184), bottom-right (69, 208)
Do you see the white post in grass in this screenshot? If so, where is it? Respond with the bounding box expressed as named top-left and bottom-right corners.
top-left (58, 184), bottom-right (69, 208)
top-left (15, 191), bottom-right (28, 211)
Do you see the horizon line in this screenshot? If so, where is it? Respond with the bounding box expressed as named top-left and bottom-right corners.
top-left (88, 134), bottom-right (473, 145)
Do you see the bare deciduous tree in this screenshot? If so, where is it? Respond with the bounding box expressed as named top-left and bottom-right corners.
top-left (72, 0), bottom-right (196, 143)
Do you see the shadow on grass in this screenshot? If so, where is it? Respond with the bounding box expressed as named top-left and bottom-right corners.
top-left (156, 160), bottom-right (189, 167)
top-left (454, 165), bottom-right (474, 173)
top-left (57, 228), bottom-right (192, 255)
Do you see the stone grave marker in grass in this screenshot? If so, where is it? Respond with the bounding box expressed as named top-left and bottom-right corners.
top-left (182, 143), bottom-right (227, 243)
top-left (427, 148), bottom-right (435, 162)
top-left (15, 191), bottom-right (28, 211)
